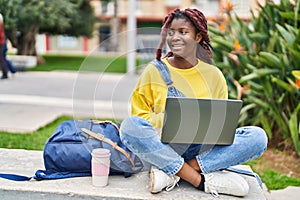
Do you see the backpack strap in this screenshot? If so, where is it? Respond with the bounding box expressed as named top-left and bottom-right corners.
top-left (90, 120), bottom-right (120, 131)
top-left (0, 173), bottom-right (32, 181)
top-left (81, 127), bottom-right (136, 170)
top-left (34, 169), bottom-right (90, 180)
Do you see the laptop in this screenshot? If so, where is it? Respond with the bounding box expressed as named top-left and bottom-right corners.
top-left (161, 97), bottom-right (243, 145)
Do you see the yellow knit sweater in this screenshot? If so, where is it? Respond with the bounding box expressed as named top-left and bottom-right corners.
top-left (131, 58), bottom-right (228, 128)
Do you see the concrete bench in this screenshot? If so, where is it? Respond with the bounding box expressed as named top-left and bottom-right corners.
top-left (0, 148), bottom-right (266, 199)
top-left (7, 55), bottom-right (37, 69)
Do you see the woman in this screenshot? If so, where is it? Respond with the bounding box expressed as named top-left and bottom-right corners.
top-left (120, 8), bottom-right (267, 197)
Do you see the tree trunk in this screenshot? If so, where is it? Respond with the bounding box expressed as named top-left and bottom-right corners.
top-left (17, 25), bottom-right (39, 56)
top-left (110, 0), bottom-right (119, 51)
top-left (5, 29), bottom-right (18, 48)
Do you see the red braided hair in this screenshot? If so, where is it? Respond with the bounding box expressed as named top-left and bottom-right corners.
top-left (156, 8), bottom-right (212, 64)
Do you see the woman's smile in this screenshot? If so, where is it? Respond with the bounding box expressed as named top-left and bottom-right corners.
top-left (171, 43), bottom-right (185, 51)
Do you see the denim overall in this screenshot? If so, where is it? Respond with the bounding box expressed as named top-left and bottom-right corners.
top-left (120, 59), bottom-right (267, 188)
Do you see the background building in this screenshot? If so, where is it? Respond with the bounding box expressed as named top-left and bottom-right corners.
top-left (36, 0), bottom-right (266, 55)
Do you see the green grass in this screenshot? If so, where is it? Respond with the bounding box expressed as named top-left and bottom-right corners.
top-left (245, 159), bottom-right (300, 190)
top-left (30, 54), bottom-right (127, 73)
top-left (261, 170), bottom-right (300, 190)
top-left (0, 116), bottom-right (121, 150)
top-left (0, 116), bottom-right (73, 150)
top-left (29, 54), bottom-right (147, 73)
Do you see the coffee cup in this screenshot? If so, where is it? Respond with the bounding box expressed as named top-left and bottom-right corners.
top-left (91, 148), bottom-right (111, 187)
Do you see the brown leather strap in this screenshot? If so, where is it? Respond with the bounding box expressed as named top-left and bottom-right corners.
top-left (81, 126), bottom-right (135, 167)
top-left (91, 120), bottom-right (120, 132)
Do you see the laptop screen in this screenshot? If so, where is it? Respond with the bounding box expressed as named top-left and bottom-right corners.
top-left (161, 97), bottom-right (243, 144)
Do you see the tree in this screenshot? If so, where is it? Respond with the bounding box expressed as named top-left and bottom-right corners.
top-left (0, 0), bottom-right (96, 55)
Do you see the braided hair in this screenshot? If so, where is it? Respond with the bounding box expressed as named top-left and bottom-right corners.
top-left (156, 8), bottom-right (212, 64)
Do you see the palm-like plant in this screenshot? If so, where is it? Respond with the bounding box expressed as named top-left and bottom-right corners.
top-left (209, 0), bottom-right (300, 155)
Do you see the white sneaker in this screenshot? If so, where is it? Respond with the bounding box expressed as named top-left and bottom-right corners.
top-left (203, 171), bottom-right (249, 197)
top-left (149, 166), bottom-right (180, 194)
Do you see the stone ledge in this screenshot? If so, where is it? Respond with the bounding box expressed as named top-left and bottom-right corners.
top-left (0, 148), bottom-right (266, 200)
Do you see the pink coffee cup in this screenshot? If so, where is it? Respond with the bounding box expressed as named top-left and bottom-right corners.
top-left (91, 148), bottom-right (111, 187)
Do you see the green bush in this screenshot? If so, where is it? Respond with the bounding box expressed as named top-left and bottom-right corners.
top-left (209, 0), bottom-right (300, 154)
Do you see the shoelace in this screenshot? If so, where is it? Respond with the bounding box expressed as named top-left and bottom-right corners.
top-left (205, 173), bottom-right (220, 198)
top-left (165, 177), bottom-right (179, 192)
top-left (208, 188), bottom-right (220, 198)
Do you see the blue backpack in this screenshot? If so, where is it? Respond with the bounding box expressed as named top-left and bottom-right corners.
top-left (0, 119), bottom-right (143, 181)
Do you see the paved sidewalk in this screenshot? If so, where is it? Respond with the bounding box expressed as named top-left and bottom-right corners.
top-left (0, 148), bottom-right (265, 200)
top-left (0, 71), bottom-right (137, 133)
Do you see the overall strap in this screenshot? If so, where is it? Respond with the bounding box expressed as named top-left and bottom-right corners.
top-left (152, 59), bottom-right (186, 97)
top-left (151, 59), bottom-right (173, 86)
